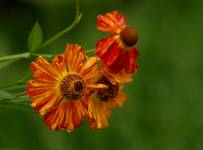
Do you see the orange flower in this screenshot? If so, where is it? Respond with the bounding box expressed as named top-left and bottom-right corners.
top-left (26, 44), bottom-right (104, 133)
top-left (88, 65), bottom-right (130, 128)
top-left (96, 11), bottom-right (139, 74)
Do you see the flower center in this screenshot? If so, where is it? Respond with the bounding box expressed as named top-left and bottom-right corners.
top-left (120, 26), bottom-right (138, 47)
top-left (97, 76), bottom-right (119, 101)
top-left (60, 73), bottom-right (85, 100)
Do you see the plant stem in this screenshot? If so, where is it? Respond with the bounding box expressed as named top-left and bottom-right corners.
top-left (0, 52), bottom-right (30, 62)
top-left (0, 0), bottom-right (82, 62)
top-left (39, 0), bottom-right (81, 49)
top-left (0, 47), bottom-right (94, 63)
top-left (86, 49), bottom-right (95, 53)
top-left (32, 53), bottom-right (53, 59)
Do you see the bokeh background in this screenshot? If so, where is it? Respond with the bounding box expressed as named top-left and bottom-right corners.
top-left (0, 0), bottom-right (203, 150)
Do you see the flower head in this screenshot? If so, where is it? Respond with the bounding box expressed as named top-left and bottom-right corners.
top-left (96, 11), bottom-right (139, 74)
top-left (26, 43), bottom-right (102, 133)
top-left (88, 65), bottom-right (129, 128)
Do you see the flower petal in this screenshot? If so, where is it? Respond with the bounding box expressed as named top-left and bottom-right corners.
top-left (51, 55), bottom-right (67, 77)
top-left (64, 44), bottom-right (86, 72)
top-left (88, 93), bottom-right (112, 128)
top-left (86, 83), bottom-right (108, 89)
top-left (26, 79), bottom-right (62, 115)
top-left (44, 98), bottom-right (88, 132)
top-left (96, 35), bottom-right (122, 66)
top-left (124, 47), bottom-right (139, 74)
top-left (110, 87), bottom-right (127, 108)
top-left (79, 56), bottom-right (100, 83)
top-left (88, 86), bottom-right (127, 128)
top-left (97, 10), bottom-right (126, 33)
top-left (108, 50), bottom-right (126, 73)
top-left (30, 56), bottom-right (62, 81)
top-left (102, 65), bottom-right (132, 84)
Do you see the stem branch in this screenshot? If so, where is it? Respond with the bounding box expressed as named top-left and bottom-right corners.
top-left (39, 0), bottom-right (81, 49)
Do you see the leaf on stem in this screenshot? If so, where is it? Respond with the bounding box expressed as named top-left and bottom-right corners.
top-left (28, 21), bottom-right (43, 53)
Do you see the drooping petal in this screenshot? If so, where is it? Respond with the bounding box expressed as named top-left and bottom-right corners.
top-left (108, 50), bottom-right (126, 73)
top-left (109, 87), bottom-right (127, 108)
top-left (44, 98), bottom-right (88, 132)
top-left (97, 10), bottom-right (126, 33)
top-left (64, 44), bottom-right (86, 73)
top-left (88, 89), bottom-right (127, 129)
top-left (88, 93), bottom-right (112, 128)
top-left (105, 46), bottom-right (139, 74)
top-left (102, 64), bottom-right (132, 84)
top-left (96, 35), bottom-right (122, 66)
top-left (124, 47), bottom-right (139, 74)
top-left (96, 35), bottom-right (116, 57)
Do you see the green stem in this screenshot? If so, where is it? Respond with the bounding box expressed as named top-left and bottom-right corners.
top-left (0, 52), bottom-right (54, 63)
top-left (0, 0), bottom-right (82, 62)
top-left (32, 53), bottom-right (53, 59)
top-left (86, 49), bottom-right (95, 53)
top-left (0, 47), bottom-right (94, 63)
top-left (39, 0), bottom-right (81, 49)
top-left (0, 52), bottom-right (30, 62)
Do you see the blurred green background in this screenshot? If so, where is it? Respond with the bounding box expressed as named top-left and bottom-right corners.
top-left (0, 0), bottom-right (203, 150)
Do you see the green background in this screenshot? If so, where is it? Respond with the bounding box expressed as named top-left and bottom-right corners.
top-left (0, 0), bottom-right (202, 150)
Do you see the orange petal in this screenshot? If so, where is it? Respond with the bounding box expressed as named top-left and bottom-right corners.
top-left (44, 98), bottom-right (88, 132)
top-left (102, 65), bottom-right (132, 84)
top-left (86, 83), bottom-right (108, 89)
top-left (26, 78), bottom-right (62, 115)
top-left (51, 55), bottom-right (67, 77)
top-left (79, 56), bottom-right (100, 83)
top-left (64, 44), bottom-right (86, 72)
top-left (97, 10), bottom-right (126, 33)
top-left (26, 79), bottom-right (59, 98)
top-left (110, 88), bottom-right (127, 108)
top-left (88, 94), bottom-right (112, 128)
top-left (30, 56), bottom-right (62, 81)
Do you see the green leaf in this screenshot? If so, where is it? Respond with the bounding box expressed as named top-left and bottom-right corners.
top-left (27, 21), bottom-right (43, 53)
top-left (0, 90), bottom-right (16, 100)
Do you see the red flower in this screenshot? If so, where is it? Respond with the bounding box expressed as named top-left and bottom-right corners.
top-left (96, 11), bottom-right (139, 74)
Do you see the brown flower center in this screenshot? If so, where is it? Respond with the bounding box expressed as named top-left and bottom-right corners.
top-left (120, 26), bottom-right (138, 47)
top-left (60, 73), bottom-right (85, 100)
top-left (97, 76), bottom-right (119, 101)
